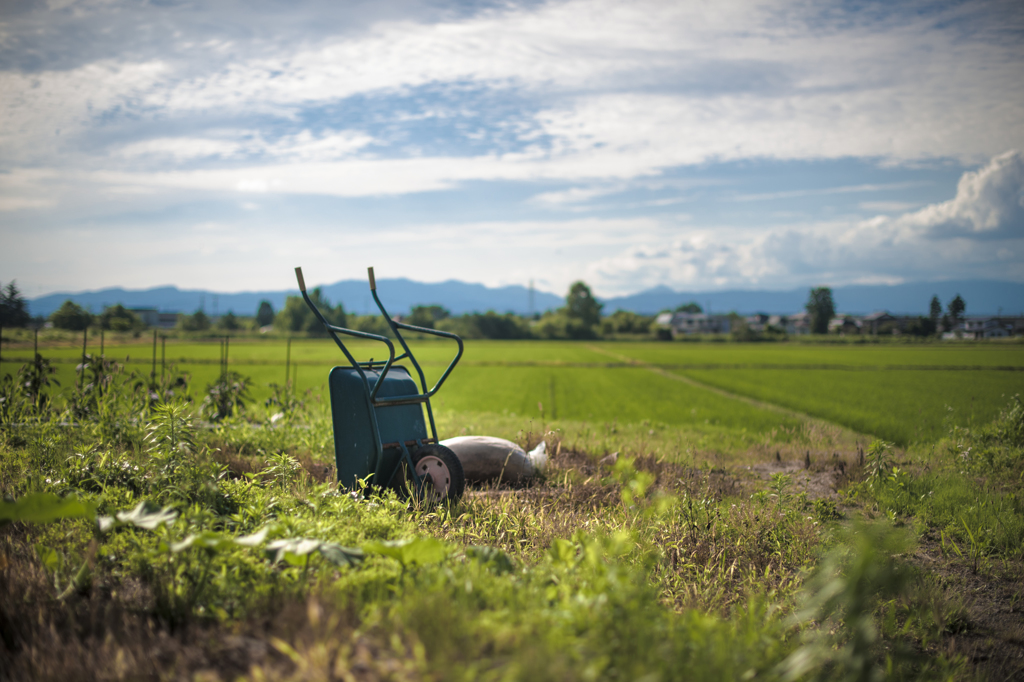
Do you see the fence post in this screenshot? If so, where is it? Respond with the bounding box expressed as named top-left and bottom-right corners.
top-left (79, 326), bottom-right (88, 391)
top-left (151, 329), bottom-right (157, 379)
top-left (285, 337), bottom-right (292, 387)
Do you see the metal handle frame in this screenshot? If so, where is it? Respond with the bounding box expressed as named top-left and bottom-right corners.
top-left (293, 266), bottom-right (463, 442)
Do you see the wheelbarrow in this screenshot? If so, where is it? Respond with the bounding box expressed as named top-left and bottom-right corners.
top-left (294, 266), bottom-right (466, 503)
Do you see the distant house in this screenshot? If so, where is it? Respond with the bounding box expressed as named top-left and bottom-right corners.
top-left (745, 313), bottom-right (770, 332)
top-left (656, 312), bottom-right (732, 336)
top-left (863, 311), bottom-right (897, 335)
top-left (130, 308), bottom-right (179, 329)
top-left (130, 308), bottom-right (158, 326)
top-left (784, 311), bottom-right (811, 335)
top-left (828, 315), bottom-right (862, 335)
top-left (963, 316), bottom-right (1017, 339)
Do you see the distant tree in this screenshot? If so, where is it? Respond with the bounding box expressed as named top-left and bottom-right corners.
top-left (565, 281), bottom-right (602, 327)
top-left (349, 314), bottom-right (393, 337)
top-left (535, 312), bottom-right (598, 340)
top-left (408, 305), bottom-right (450, 329)
top-left (275, 288), bottom-right (345, 334)
top-left (255, 300), bottom-right (275, 327)
top-left (601, 310), bottom-right (655, 335)
top-left (906, 316), bottom-right (936, 337)
top-left (948, 294), bottom-right (966, 327)
top-left (674, 302), bottom-right (703, 314)
top-left (929, 296), bottom-right (942, 327)
top-left (805, 287), bottom-right (835, 335)
top-left (50, 300), bottom-right (92, 330)
top-left (178, 309), bottom-right (211, 332)
top-left (100, 304), bottom-right (142, 332)
top-left (217, 311), bottom-right (241, 331)
top-left (437, 312), bottom-right (532, 339)
top-left (0, 280), bottom-right (30, 327)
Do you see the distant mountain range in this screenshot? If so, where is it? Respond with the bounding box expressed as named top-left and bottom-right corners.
top-left (603, 280), bottom-right (1024, 316)
top-left (27, 279), bottom-right (1024, 319)
top-left (28, 279), bottom-right (564, 319)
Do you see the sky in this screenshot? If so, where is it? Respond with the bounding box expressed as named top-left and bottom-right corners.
top-left (1, 0), bottom-right (1022, 299)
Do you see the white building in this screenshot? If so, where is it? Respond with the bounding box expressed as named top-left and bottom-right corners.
top-left (656, 312), bottom-right (732, 336)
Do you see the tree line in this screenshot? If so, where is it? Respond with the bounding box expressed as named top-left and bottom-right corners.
top-left (1, 277), bottom-right (978, 341)
top-left (269, 281), bottom-right (645, 340)
top-left (805, 286), bottom-right (969, 337)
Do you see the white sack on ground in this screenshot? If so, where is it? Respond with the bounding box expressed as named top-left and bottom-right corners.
top-left (440, 436), bottom-right (547, 483)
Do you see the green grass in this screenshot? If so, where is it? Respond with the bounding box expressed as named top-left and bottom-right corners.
top-left (603, 340), bottom-right (1024, 368)
top-left (676, 368), bottom-right (1023, 445)
top-left (5, 336), bottom-right (1021, 680)
top-left (5, 338), bottom-right (1022, 446)
top-left (431, 365), bottom-right (798, 432)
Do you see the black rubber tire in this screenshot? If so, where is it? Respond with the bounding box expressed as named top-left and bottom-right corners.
top-left (410, 444), bottom-right (465, 504)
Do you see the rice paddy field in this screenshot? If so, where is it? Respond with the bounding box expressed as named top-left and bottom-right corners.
top-left (3, 333), bottom-right (1024, 680)
top-left (4, 335), bottom-right (1022, 446)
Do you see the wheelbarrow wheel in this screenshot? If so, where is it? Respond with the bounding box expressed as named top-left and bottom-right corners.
top-left (411, 444), bottom-right (465, 504)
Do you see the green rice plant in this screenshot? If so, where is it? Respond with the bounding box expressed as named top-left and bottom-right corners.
top-left (201, 370), bottom-right (251, 421)
top-left (261, 451), bottom-right (303, 488)
top-left (677, 367), bottom-right (1023, 445)
top-left (19, 352), bottom-right (60, 413)
top-left (770, 472), bottom-right (793, 509)
top-left (865, 440), bottom-right (893, 483)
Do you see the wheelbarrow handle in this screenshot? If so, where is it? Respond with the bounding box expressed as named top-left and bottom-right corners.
top-left (368, 285), bottom-right (464, 404)
top-left (294, 266), bottom-right (396, 402)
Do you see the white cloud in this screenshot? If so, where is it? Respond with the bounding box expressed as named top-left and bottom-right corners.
top-left (118, 137), bottom-right (246, 162)
top-left (901, 150), bottom-right (1024, 236)
top-left (2, 1), bottom-right (1023, 296)
top-left (859, 201), bottom-right (921, 213)
top-left (530, 185), bottom-right (623, 206)
top-left (2, 0), bottom-right (1022, 178)
top-left (585, 151), bottom-right (1024, 295)
top-left (116, 129), bottom-right (376, 164)
top-left (0, 59), bottom-right (169, 165)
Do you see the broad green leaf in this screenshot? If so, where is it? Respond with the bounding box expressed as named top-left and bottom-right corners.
top-left (234, 527), bottom-right (270, 547)
top-left (171, 531), bottom-right (234, 553)
top-left (266, 538), bottom-right (322, 565)
top-left (466, 545), bottom-right (515, 574)
top-left (57, 561), bottom-right (92, 600)
top-left (0, 493), bottom-right (96, 525)
top-left (363, 537), bottom-right (449, 567)
top-left (98, 501), bottom-right (178, 533)
top-left (548, 538), bottom-right (577, 566)
top-left (34, 543), bottom-right (63, 573)
top-left (318, 543), bottom-right (364, 568)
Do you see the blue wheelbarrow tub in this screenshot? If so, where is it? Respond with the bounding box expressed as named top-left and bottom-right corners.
top-left (328, 364), bottom-right (428, 489)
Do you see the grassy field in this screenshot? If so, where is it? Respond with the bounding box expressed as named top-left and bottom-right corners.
top-left (675, 368), bottom-right (1022, 445)
top-left (3, 335), bottom-right (1024, 679)
top-left (4, 337), bottom-right (1022, 448)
